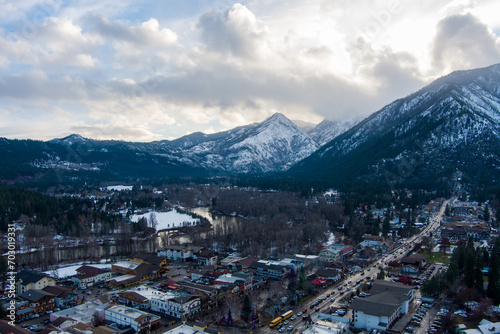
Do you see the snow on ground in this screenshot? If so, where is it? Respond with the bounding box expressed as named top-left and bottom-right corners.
top-left (325, 231), bottom-right (336, 246)
top-left (324, 189), bottom-right (338, 197)
top-left (130, 209), bottom-right (199, 231)
top-left (106, 185), bottom-right (133, 191)
top-left (43, 261), bottom-right (112, 279)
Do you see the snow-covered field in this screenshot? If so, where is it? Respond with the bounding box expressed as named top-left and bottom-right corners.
top-left (43, 261), bottom-right (112, 279)
top-left (130, 209), bottom-right (200, 231)
top-left (106, 185), bottom-right (133, 191)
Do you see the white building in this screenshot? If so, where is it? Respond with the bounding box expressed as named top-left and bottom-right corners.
top-left (151, 293), bottom-right (201, 319)
top-left (460, 319), bottom-right (500, 334)
top-left (303, 313), bottom-right (350, 334)
top-left (350, 280), bottom-right (414, 332)
top-left (157, 245), bottom-right (204, 262)
top-left (104, 305), bottom-right (161, 332)
top-left (163, 324), bottom-right (210, 334)
top-left (50, 302), bottom-right (110, 324)
top-left (71, 266), bottom-right (113, 288)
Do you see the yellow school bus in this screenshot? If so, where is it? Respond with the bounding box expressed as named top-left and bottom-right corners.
top-left (281, 310), bottom-right (293, 320)
top-left (269, 316), bottom-right (283, 327)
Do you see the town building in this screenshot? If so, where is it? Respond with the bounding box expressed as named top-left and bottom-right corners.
top-left (157, 245), bottom-right (204, 262)
top-left (71, 266), bottom-right (113, 288)
top-left (150, 293), bottom-right (201, 319)
top-left (104, 305), bottom-right (161, 333)
top-left (350, 280), bottom-right (415, 332)
top-left (42, 285), bottom-right (79, 308)
top-left (15, 270), bottom-right (56, 294)
top-left (318, 245), bottom-right (354, 262)
top-left (19, 289), bottom-right (56, 314)
top-left (50, 301), bottom-right (110, 324)
top-left (249, 261), bottom-right (290, 279)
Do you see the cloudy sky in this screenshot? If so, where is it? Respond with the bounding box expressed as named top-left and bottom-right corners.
top-left (1, 0), bottom-right (500, 141)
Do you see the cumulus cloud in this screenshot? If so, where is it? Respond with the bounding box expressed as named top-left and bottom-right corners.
top-left (0, 17), bottom-right (99, 68)
top-left (1, 1), bottom-right (500, 142)
top-left (0, 71), bottom-right (87, 100)
top-left (87, 15), bottom-right (177, 48)
top-left (197, 4), bottom-right (268, 59)
top-left (432, 13), bottom-right (500, 72)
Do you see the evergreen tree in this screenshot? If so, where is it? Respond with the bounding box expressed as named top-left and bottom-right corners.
top-left (453, 244), bottom-right (466, 274)
top-left (444, 261), bottom-right (458, 286)
top-left (495, 209), bottom-right (500, 228)
top-left (445, 204), bottom-right (451, 216)
top-left (464, 239), bottom-right (475, 289)
top-left (483, 249), bottom-right (490, 267)
top-left (371, 217), bottom-right (381, 236)
top-left (0, 257), bottom-right (7, 289)
top-left (487, 243), bottom-right (500, 303)
top-left (298, 266), bottom-right (306, 291)
top-left (377, 268), bottom-right (385, 280)
top-left (382, 213), bottom-right (391, 237)
top-left (241, 295), bottom-right (252, 324)
top-left (484, 205), bottom-right (490, 222)
top-left (474, 248), bottom-right (484, 294)
top-left (0, 303), bottom-right (5, 319)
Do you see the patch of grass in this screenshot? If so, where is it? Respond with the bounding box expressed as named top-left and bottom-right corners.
top-left (423, 251), bottom-right (451, 265)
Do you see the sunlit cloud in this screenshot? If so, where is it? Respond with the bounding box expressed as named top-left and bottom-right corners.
top-left (0, 0), bottom-right (499, 141)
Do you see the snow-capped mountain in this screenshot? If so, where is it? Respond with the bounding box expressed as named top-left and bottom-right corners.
top-left (2, 113), bottom-right (321, 181)
top-left (307, 118), bottom-right (361, 146)
top-left (168, 113), bottom-right (319, 173)
top-left (290, 63), bottom-right (500, 187)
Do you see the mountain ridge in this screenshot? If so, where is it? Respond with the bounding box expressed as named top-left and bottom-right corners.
top-left (289, 63), bottom-right (500, 188)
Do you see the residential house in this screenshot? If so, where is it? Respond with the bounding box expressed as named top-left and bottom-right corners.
top-left (15, 270), bottom-right (56, 294)
top-left (104, 305), bottom-right (161, 333)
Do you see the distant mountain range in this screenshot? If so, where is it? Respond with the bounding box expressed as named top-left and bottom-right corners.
top-left (1, 63), bottom-right (500, 189)
top-left (0, 111), bottom-right (355, 183)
